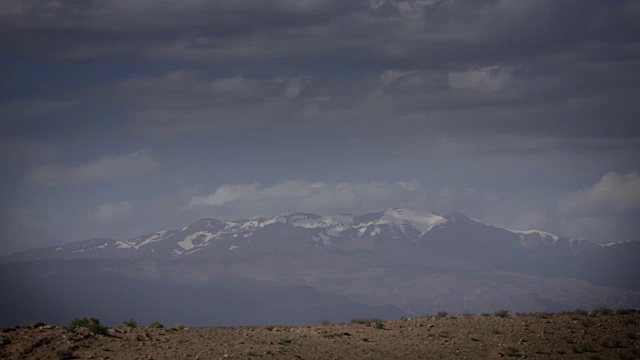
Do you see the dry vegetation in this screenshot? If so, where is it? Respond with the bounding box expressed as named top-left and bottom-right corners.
top-left (2, 310), bottom-right (640, 359)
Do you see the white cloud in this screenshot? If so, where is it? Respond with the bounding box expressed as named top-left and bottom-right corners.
top-left (188, 180), bottom-right (428, 216)
top-left (25, 149), bottom-right (158, 185)
top-left (189, 183), bottom-right (260, 207)
top-left (558, 172), bottom-right (640, 218)
top-left (93, 201), bottom-right (134, 224)
top-left (186, 179), bottom-right (502, 220)
top-left (506, 172), bottom-right (640, 242)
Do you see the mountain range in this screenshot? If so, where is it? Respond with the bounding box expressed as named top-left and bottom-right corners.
top-left (2, 208), bottom-right (639, 326)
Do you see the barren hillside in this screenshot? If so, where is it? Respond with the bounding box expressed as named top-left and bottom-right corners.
top-left (2, 311), bottom-right (639, 360)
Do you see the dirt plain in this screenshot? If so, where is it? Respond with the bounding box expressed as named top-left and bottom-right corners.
top-left (2, 311), bottom-right (640, 360)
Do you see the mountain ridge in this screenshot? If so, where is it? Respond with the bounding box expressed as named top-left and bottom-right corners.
top-left (2, 208), bottom-right (632, 264)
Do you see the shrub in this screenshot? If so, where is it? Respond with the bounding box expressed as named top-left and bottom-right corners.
top-left (591, 307), bottom-right (613, 316)
top-left (320, 319), bottom-right (331, 326)
top-left (55, 348), bottom-right (74, 360)
top-left (502, 346), bottom-right (521, 357)
top-left (374, 321), bottom-right (385, 330)
top-left (122, 318), bottom-right (137, 328)
top-left (617, 309), bottom-right (639, 315)
top-left (149, 321), bottom-right (164, 329)
top-left (67, 316), bottom-right (109, 336)
top-left (174, 323), bottom-right (187, 330)
top-left (494, 309), bottom-right (509, 318)
top-left (350, 318), bottom-right (384, 325)
top-left (436, 311), bottom-right (448, 318)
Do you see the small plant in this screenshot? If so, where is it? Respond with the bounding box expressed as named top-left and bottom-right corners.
top-left (436, 311), bottom-right (448, 318)
top-left (320, 319), bottom-right (331, 326)
top-left (174, 323), bottom-right (187, 330)
top-left (579, 343), bottom-right (597, 353)
top-left (533, 312), bottom-right (551, 319)
top-left (494, 309), bottom-right (509, 318)
top-left (67, 316), bottom-right (109, 336)
top-left (55, 348), bottom-right (74, 360)
top-left (502, 346), bottom-right (521, 357)
top-left (580, 318), bottom-right (595, 327)
top-left (617, 309), bottom-right (638, 315)
top-left (350, 318), bottom-right (384, 325)
top-left (122, 318), bottom-right (137, 328)
top-left (374, 321), bottom-right (385, 330)
top-left (149, 321), bottom-right (164, 329)
top-left (591, 307), bottom-right (613, 316)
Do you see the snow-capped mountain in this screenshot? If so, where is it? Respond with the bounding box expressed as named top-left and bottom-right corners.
top-left (2, 208), bottom-right (630, 263)
top-left (3, 208), bottom-right (640, 323)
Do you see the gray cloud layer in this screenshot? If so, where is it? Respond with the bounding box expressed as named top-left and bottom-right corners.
top-left (25, 149), bottom-right (158, 185)
top-left (4, 0), bottom-right (640, 146)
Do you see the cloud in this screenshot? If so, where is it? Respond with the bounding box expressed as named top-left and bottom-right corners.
top-left (5, 1), bottom-right (638, 157)
top-left (506, 172), bottom-right (640, 242)
top-left (93, 201), bottom-right (133, 224)
top-left (187, 179), bottom-right (501, 220)
top-left (448, 66), bottom-right (513, 92)
top-left (188, 180), bottom-right (425, 216)
top-left (4, 0), bottom-right (638, 68)
top-left (25, 149), bottom-right (158, 185)
top-left (109, 67), bottom-right (640, 160)
top-left (558, 172), bottom-right (640, 218)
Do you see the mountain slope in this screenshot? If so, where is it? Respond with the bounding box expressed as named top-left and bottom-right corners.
top-left (3, 208), bottom-right (630, 263)
top-left (2, 209), bottom-right (639, 324)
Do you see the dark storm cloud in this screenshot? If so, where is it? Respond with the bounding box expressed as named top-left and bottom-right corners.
top-left (5, 0), bottom-right (634, 144)
top-left (3, 0), bottom-right (638, 65)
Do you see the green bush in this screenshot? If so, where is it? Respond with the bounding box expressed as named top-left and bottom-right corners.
top-left (67, 316), bottom-right (109, 335)
top-left (591, 307), bottom-right (613, 316)
top-left (122, 318), bottom-right (137, 328)
top-left (494, 309), bottom-right (509, 318)
top-left (350, 318), bottom-right (385, 326)
top-left (149, 321), bottom-right (164, 329)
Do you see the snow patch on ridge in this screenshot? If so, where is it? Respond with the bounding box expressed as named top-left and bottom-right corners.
top-left (510, 229), bottom-right (559, 242)
top-left (177, 231), bottom-right (216, 250)
top-left (361, 208), bottom-right (447, 236)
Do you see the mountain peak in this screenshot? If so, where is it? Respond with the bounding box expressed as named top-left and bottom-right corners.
top-left (443, 211), bottom-right (472, 222)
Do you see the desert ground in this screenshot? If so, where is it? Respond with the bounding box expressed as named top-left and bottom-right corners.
top-left (2, 311), bottom-right (640, 360)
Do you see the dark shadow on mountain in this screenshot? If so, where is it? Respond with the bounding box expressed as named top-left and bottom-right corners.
top-left (0, 260), bottom-right (407, 327)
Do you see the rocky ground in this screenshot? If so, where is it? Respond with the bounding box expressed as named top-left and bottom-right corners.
top-left (2, 311), bottom-right (640, 359)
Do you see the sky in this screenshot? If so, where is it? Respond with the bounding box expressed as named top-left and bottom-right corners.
top-left (1, 0), bottom-right (640, 254)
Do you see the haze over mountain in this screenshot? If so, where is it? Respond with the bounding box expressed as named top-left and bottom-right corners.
top-left (2, 209), bottom-right (639, 327)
